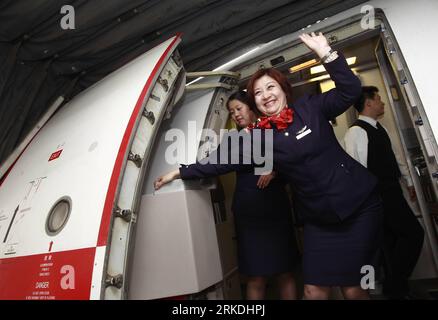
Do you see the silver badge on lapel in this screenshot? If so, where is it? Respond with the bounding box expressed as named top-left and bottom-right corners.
top-left (296, 125), bottom-right (312, 140)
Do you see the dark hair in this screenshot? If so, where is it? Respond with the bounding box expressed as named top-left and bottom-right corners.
top-left (246, 68), bottom-right (293, 113)
top-left (354, 86), bottom-right (379, 112)
top-left (227, 90), bottom-right (254, 110)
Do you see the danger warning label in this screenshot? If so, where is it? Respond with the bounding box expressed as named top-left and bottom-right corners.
top-left (0, 247), bottom-right (96, 300)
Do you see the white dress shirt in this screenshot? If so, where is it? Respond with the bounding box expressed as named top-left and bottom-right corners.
top-left (343, 115), bottom-right (413, 186)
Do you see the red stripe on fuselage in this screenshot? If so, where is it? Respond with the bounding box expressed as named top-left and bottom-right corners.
top-left (97, 34), bottom-right (182, 247)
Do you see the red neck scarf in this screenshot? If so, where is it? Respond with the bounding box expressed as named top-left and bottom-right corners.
top-left (248, 107), bottom-right (294, 130)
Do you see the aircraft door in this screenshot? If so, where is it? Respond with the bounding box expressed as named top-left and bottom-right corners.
top-left (0, 35), bottom-right (184, 300)
top-left (375, 21), bottom-right (438, 277)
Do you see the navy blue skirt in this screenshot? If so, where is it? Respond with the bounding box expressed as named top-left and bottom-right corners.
top-left (302, 191), bottom-right (383, 286)
top-left (234, 211), bottom-right (299, 277)
top-left (233, 182), bottom-right (300, 276)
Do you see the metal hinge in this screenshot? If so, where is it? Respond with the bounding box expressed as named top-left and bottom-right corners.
top-left (128, 151), bottom-right (142, 168)
top-left (114, 206), bottom-right (133, 222)
top-left (143, 108), bottom-right (155, 125)
top-left (158, 77), bottom-right (169, 91)
top-left (381, 27), bottom-right (396, 54)
top-left (105, 274), bottom-right (123, 289)
top-left (398, 69), bottom-right (408, 85)
top-left (172, 51), bottom-right (183, 68)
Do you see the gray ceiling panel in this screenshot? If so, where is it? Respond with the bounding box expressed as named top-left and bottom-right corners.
top-left (0, 0), bottom-right (366, 164)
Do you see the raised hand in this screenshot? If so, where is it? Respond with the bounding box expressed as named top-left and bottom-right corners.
top-left (299, 32), bottom-right (331, 59)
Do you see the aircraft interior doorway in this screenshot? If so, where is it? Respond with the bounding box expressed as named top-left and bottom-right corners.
top-left (218, 18), bottom-right (438, 299)
top-left (135, 12), bottom-right (438, 301)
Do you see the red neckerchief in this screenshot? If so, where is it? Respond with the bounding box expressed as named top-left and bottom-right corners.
top-left (248, 107), bottom-right (294, 130)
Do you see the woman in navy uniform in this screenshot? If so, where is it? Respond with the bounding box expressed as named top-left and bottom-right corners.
top-left (155, 33), bottom-right (382, 299)
top-left (158, 91), bottom-right (300, 299)
top-left (246, 32), bottom-right (382, 299)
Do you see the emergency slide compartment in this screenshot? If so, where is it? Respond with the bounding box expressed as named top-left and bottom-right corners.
top-left (129, 75), bottom-right (239, 299)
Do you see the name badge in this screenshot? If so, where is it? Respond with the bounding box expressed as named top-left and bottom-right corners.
top-left (296, 128), bottom-right (312, 140)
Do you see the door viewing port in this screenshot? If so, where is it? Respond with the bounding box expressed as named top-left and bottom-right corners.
top-left (46, 197), bottom-right (72, 236)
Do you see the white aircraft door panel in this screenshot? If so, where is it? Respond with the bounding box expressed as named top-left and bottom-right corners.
top-left (0, 35), bottom-right (183, 300)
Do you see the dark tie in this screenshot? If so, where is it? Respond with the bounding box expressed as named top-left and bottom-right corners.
top-left (376, 121), bottom-right (390, 139)
top-left (376, 122), bottom-right (383, 130)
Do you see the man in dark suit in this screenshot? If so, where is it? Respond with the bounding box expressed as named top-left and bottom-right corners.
top-left (344, 86), bottom-right (424, 299)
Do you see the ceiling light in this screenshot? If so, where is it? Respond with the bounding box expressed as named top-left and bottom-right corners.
top-left (310, 56), bottom-right (357, 74)
top-left (289, 59), bottom-right (318, 73)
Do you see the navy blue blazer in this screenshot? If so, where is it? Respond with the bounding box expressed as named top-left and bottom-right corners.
top-left (180, 53), bottom-right (377, 224)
